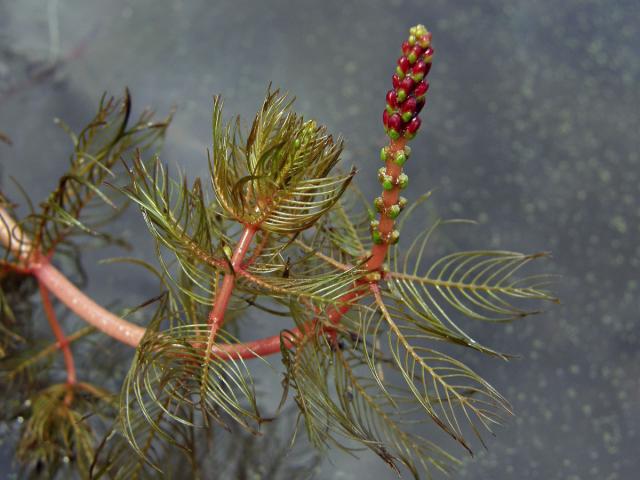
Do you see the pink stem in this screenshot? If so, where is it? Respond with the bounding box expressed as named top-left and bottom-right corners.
top-left (208, 225), bottom-right (257, 337)
top-left (209, 286), bottom-right (368, 359)
top-left (2, 210), bottom-right (379, 361)
top-left (32, 260), bottom-right (145, 347)
top-left (38, 280), bottom-right (77, 387)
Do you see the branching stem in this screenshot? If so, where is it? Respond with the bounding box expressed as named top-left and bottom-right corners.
top-left (0, 167), bottom-right (390, 362)
top-left (208, 225), bottom-right (257, 337)
top-left (209, 285), bottom-right (368, 359)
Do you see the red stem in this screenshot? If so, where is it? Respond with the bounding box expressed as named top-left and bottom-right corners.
top-left (208, 225), bottom-right (257, 337)
top-left (2, 148), bottom-right (399, 363)
top-left (209, 286), bottom-right (367, 359)
top-left (32, 260), bottom-right (145, 347)
top-left (29, 253), bottom-right (365, 360)
top-left (365, 137), bottom-right (406, 272)
top-left (38, 280), bottom-right (77, 388)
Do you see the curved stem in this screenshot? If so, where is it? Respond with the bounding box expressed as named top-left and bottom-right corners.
top-left (0, 209), bottom-right (370, 361)
top-left (32, 260), bottom-right (145, 347)
top-left (211, 285), bottom-right (367, 359)
top-left (0, 206), bottom-right (32, 262)
top-left (243, 231), bottom-right (270, 268)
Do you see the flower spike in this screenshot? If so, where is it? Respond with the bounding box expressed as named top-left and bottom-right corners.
top-left (383, 24), bottom-right (433, 141)
top-left (369, 25), bottom-right (434, 255)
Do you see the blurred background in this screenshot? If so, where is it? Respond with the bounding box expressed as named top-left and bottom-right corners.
top-left (0, 0), bottom-right (638, 478)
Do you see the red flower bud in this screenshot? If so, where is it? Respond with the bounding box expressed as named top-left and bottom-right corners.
top-left (414, 80), bottom-right (429, 98)
top-left (400, 76), bottom-right (415, 94)
top-left (392, 74), bottom-right (401, 89)
top-left (401, 96), bottom-right (417, 116)
top-left (409, 45), bottom-right (424, 62)
top-left (388, 113), bottom-right (403, 132)
top-left (382, 109), bottom-right (389, 128)
top-left (412, 60), bottom-right (427, 77)
top-left (400, 96), bottom-right (417, 122)
top-left (401, 41), bottom-right (411, 55)
top-left (386, 90), bottom-right (398, 109)
top-left (423, 46), bottom-right (434, 62)
top-left (415, 96), bottom-right (426, 114)
top-left (406, 116), bottom-right (421, 135)
top-left (397, 56), bottom-right (410, 74)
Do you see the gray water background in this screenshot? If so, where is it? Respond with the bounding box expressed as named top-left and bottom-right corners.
top-left (1, 0), bottom-right (639, 478)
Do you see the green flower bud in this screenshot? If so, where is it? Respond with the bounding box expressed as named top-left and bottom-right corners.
top-left (387, 204), bottom-right (401, 219)
top-left (374, 196), bottom-right (385, 212)
top-left (388, 129), bottom-right (400, 140)
top-left (397, 173), bottom-right (409, 189)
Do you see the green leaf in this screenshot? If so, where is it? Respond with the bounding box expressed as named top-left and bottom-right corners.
top-left (372, 287), bottom-right (511, 453)
top-left (211, 89), bottom-right (354, 234)
top-left (280, 304), bottom-right (458, 478)
top-left (391, 250), bottom-right (556, 322)
top-left (119, 299), bottom-right (264, 473)
top-left (122, 156), bottom-right (230, 308)
top-left (20, 90), bottom-right (172, 253)
top-left (387, 219), bottom-right (557, 352)
top-left (16, 382), bottom-right (115, 478)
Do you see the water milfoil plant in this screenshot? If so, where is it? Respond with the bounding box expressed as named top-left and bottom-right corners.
top-left (0, 25), bottom-right (556, 478)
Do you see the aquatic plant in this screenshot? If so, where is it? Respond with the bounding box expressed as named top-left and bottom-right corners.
top-left (0, 24), bottom-right (555, 478)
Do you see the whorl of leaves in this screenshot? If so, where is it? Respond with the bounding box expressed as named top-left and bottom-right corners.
top-left (16, 382), bottom-right (114, 479)
top-left (211, 89), bottom-right (355, 233)
top-left (1, 90), bottom-right (172, 266)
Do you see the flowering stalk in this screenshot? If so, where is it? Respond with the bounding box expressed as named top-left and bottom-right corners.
top-left (212, 24), bottom-right (436, 355)
top-left (367, 24), bottom-right (433, 271)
